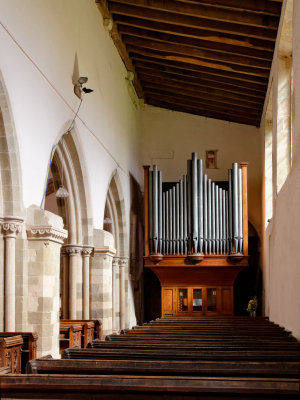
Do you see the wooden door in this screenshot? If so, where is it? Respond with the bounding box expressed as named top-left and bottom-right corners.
top-left (162, 288), bottom-right (175, 316)
top-left (204, 287), bottom-right (218, 315)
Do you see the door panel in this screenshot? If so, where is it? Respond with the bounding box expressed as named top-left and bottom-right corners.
top-left (162, 288), bottom-right (174, 315)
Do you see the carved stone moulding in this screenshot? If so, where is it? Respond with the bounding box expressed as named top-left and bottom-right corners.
top-left (26, 225), bottom-right (68, 244)
top-left (1, 216), bottom-right (24, 238)
top-left (81, 246), bottom-right (94, 257)
top-left (62, 244), bottom-right (83, 255)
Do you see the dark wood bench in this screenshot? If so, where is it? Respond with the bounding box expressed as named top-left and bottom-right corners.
top-left (59, 323), bottom-right (82, 354)
top-left (0, 332), bottom-right (38, 373)
top-left (90, 339), bottom-right (300, 352)
top-left (0, 335), bottom-right (23, 374)
top-left (62, 346), bottom-right (300, 361)
top-left (26, 357), bottom-right (300, 377)
top-left (61, 319), bottom-right (102, 345)
top-left (0, 374), bottom-right (299, 399)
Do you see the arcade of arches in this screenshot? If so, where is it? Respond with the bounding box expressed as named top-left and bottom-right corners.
top-left (0, 0), bottom-right (300, 358)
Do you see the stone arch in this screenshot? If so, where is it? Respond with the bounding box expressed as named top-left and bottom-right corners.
top-left (0, 71), bottom-right (23, 217)
top-left (45, 127), bottom-right (93, 246)
top-left (104, 170), bottom-right (128, 258)
top-left (44, 127), bottom-right (94, 319)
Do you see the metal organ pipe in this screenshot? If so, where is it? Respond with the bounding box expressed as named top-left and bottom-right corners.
top-left (215, 185), bottom-right (219, 255)
top-left (203, 174), bottom-right (208, 254)
top-left (158, 171), bottom-right (162, 254)
top-left (197, 159), bottom-right (203, 254)
top-left (207, 179), bottom-right (212, 254)
top-left (192, 152), bottom-right (198, 253)
top-left (211, 182), bottom-right (215, 254)
top-left (148, 155), bottom-right (244, 257)
top-left (238, 168), bottom-right (243, 253)
top-left (149, 170), bottom-right (153, 254)
top-left (183, 175), bottom-right (187, 254)
top-left (180, 179), bottom-right (184, 254)
top-left (232, 163), bottom-right (239, 253)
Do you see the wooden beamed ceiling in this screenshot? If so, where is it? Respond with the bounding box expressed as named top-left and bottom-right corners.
top-left (96, 0), bottom-right (282, 126)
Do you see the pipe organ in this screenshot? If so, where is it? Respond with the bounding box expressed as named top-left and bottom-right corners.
top-left (144, 153), bottom-right (249, 317)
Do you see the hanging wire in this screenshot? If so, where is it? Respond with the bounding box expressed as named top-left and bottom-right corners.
top-left (40, 98), bottom-right (83, 209)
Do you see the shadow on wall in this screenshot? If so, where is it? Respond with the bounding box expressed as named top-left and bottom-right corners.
top-left (234, 222), bottom-right (261, 316)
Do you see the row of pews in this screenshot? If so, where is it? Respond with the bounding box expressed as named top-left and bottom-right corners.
top-left (0, 319), bottom-right (101, 375)
top-left (0, 316), bottom-right (300, 399)
top-left (59, 319), bottom-right (102, 352)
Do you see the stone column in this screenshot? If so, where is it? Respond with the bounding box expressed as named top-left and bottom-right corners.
top-left (60, 248), bottom-right (69, 319)
top-left (82, 247), bottom-right (93, 320)
top-left (112, 257), bottom-right (119, 332)
top-left (64, 245), bottom-right (82, 320)
top-left (119, 257), bottom-right (127, 330)
top-left (26, 207), bottom-right (67, 357)
top-left (91, 229), bottom-right (116, 338)
top-left (2, 217), bottom-right (23, 331)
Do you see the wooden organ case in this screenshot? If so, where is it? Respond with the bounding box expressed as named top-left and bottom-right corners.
top-left (143, 153), bottom-right (249, 317)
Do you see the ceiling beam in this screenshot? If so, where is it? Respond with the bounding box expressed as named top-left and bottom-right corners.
top-left (171, 1), bottom-right (282, 17)
top-left (128, 46), bottom-right (270, 78)
top-left (137, 71), bottom-right (265, 102)
top-left (110, 0), bottom-right (279, 28)
top-left (114, 15), bottom-right (275, 51)
top-left (124, 36), bottom-right (271, 69)
top-left (131, 54), bottom-right (269, 86)
top-left (109, 2), bottom-right (278, 40)
top-left (145, 89), bottom-right (261, 116)
top-left (146, 98), bottom-right (260, 126)
top-left (142, 83), bottom-right (263, 113)
top-left (118, 25), bottom-right (273, 61)
top-left (134, 62), bottom-right (267, 94)
top-left (95, 0), bottom-right (144, 98)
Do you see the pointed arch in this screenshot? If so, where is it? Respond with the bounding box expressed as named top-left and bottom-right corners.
top-left (104, 170), bottom-right (128, 258)
top-left (45, 127), bottom-right (93, 246)
top-left (0, 71), bottom-right (23, 216)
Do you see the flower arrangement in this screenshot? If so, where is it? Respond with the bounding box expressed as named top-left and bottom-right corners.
top-left (247, 296), bottom-right (258, 316)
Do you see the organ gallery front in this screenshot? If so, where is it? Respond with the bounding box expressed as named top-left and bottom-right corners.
top-left (143, 153), bottom-right (249, 317)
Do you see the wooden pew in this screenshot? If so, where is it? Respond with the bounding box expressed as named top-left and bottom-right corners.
top-left (26, 357), bottom-right (300, 378)
top-left (0, 335), bottom-right (23, 374)
top-left (62, 346), bottom-right (300, 361)
top-left (59, 323), bottom-right (82, 354)
top-left (90, 339), bottom-right (300, 352)
top-left (0, 332), bottom-right (38, 373)
top-left (0, 374), bottom-right (299, 399)
top-left (60, 320), bottom-right (102, 348)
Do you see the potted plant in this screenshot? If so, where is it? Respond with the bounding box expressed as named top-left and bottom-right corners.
top-left (247, 296), bottom-right (258, 317)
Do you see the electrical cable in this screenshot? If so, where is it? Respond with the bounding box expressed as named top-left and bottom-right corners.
top-left (40, 98), bottom-right (83, 209)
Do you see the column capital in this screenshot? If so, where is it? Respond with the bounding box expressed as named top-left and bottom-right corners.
top-left (118, 257), bottom-right (128, 268)
top-left (1, 216), bottom-right (23, 238)
top-left (62, 244), bottom-right (82, 255)
top-left (82, 246), bottom-right (94, 257)
top-left (112, 257), bottom-right (119, 267)
top-left (27, 225), bottom-right (67, 244)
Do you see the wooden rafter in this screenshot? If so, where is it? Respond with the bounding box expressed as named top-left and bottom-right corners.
top-left (97, 0), bottom-right (282, 125)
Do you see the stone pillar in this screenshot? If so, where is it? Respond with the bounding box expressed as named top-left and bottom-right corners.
top-left (119, 257), bottom-right (127, 330)
top-left (60, 248), bottom-right (69, 319)
top-left (112, 257), bottom-right (119, 332)
top-left (1, 217), bottom-right (23, 331)
top-left (82, 247), bottom-right (93, 320)
top-left (64, 245), bottom-right (81, 320)
top-left (91, 229), bottom-right (116, 338)
top-left (26, 207), bottom-right (67, 357)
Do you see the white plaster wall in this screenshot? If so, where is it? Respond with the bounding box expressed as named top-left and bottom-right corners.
top-left (141, 106), bottom-right (262, 235)
top-left (0, 0), bottom-right (142, 231)
top-left (261, 0), bottom-right (300, 339)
